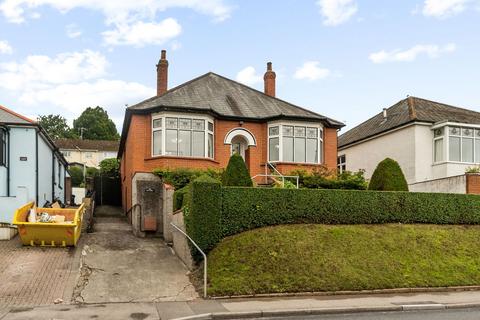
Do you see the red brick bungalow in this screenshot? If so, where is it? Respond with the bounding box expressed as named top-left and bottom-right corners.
top-left (118, 51), bottom-right (344, 212)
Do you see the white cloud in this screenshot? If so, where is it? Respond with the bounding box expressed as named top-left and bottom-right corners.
top-left (0, 40), bottom-right (13, 54)
top-left (0, 0), bottom-right (233, 24)
top-left (294, 61), bottom-right (331, 81)
top-left (317, 0), bottom-right (358, 26)
top-left (66, 23), bottom-right (82, 38)
top-left (102, 18), bottom-right (182, 47)
top-left (0, 50), bottom-right (154, 126)
top-left (422, 0), bottom-right (473, 18)
top-left (236, 66), bottom-right (262, 86)
top-left (369, 43), bottom-right (456, 63)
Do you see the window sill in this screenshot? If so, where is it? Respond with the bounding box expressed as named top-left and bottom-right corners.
top-left (433, 161), bottom-right (480, 166)
top-left (145, 155), bottom-right (219, 164)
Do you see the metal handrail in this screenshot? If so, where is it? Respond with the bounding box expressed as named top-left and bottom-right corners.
top-left (267, 161), bottom-right (283, 177)
top-left (170, 222), bottom-right (208, 298)
top-left (252, 174), bottom-right (300, 189)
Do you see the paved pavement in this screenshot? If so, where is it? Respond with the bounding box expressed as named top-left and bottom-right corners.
top-left (0, 235), bottom-right (77, 308)
top-left (3, 290), bottom-right (480, 319)
top-left (72, 205), bottom-right (198, 303)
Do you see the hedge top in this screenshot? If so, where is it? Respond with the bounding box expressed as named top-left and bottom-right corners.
top-left (368, 158), bottom-right (408, 191)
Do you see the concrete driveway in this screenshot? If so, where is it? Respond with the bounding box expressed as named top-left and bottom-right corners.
top-left (72, 206), bottom-right (198, 303)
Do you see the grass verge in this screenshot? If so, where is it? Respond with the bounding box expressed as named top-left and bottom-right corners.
top-left (207, 224), bottom-right (480, 296)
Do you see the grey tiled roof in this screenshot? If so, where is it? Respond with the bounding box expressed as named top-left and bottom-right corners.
top-left (339, 97), bottom-right (480, 148)
top-left (0, 105), bottom-right (34, 124)
top-left (128, 72), bottom-right (344, 127)
top-left (54, 139), bottom-right (119, 152)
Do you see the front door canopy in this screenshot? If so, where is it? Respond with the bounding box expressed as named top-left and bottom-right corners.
top-left (224, 128), bottom-right (257, 146)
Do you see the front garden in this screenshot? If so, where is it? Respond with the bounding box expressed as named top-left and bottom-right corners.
top-left (156, 156), bottom-right (480, 296)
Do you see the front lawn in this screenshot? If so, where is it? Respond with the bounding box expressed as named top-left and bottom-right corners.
top-left (207, 224), bottom-right (480, 296)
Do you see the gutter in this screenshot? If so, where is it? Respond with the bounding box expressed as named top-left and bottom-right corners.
top-left (6, 127), bottom-right (10, 197)
top-left (35, 129), bottom-right (39, 206)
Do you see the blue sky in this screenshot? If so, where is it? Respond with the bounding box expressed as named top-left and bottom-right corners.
top-left (0, 0), bottom-right (479, 132)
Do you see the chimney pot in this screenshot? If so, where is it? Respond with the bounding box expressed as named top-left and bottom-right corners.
top-left (264, 62), bottom-right (276, 97)
top-left (156, 50), bottom-right (168, 96)
top-left (383, 108), bottom-right (387, 118)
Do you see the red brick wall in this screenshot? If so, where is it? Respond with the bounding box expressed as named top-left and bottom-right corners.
top-left (120, 114), bottom-right (339, 211)
top-left (466, 173), bottom-right (480, 195)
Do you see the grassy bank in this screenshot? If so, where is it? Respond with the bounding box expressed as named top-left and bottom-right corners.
top-left (207, 224), bottom-right (480, 296)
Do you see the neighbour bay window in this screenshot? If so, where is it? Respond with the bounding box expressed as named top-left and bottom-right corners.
top-left (433, 125), bottom-right (480, 164)
top-left (152, 115), bottom-right (214, 159)
top-left (268, 123), bottom-right (323, 164)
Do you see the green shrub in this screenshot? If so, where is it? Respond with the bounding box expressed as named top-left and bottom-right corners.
top-left (290, 169), bottom-right (367, 190)
top-left (173, 185), bottom-right (190, 211)
top-left (69, 166), bottom-right (84, 187)
top-left (222, 154), bottom-right (253, 187)
top-left (369, 158), bottom-right (408, 191)
top-left (153, 167), bottom-right (222, 190)
top-left (183, 175), bottom-right (223, 258)
top-left (220, 188), bottom-right (480, 238)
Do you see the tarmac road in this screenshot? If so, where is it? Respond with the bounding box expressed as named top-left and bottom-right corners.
top-left (259, 307), bottom-right (480, 320)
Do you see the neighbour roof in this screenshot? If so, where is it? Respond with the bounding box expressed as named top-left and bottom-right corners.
top-left (338, 97), bottom-right (480, 148)
top-left (0, 105), bottom-right (35, 124)
top-left (55, 139), bottom-right (119, 152)
top-left (128, 72), bottom-right (344, 127)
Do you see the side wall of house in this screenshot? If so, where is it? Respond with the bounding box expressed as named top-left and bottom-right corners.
top-left (9, 127), bottom-right (37, 198)
top-left (37, 134), bottom-right (53, 206)
top-left (338, 126), bottom-right (417, 183)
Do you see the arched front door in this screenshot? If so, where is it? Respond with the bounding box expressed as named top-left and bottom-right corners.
top-left (231, 135), bottom-right (248, 160)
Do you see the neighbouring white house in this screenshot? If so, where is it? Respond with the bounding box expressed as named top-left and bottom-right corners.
top-left (55, 139), bottom-right (119, 169)
top-left (0, 105), bottom-right (68, 226)
top-left (338, 96), bottom-right (480, 193)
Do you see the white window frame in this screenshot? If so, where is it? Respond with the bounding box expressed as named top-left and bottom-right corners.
top-left (267, 121), bottom-right (323, 164)
top-left (151, 112), bottom-right (214, 159)
top-left (337, 154), bottom-right (346, 173)
top-left (432, 123), bottom-right (480, 165)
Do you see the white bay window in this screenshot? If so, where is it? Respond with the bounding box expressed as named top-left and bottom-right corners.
top-left (268, 123), bottom-right (323, 164)
top-left (433, 125), bottom-right (480, 164)
top-left (152, 114), bottom-right (214, 159)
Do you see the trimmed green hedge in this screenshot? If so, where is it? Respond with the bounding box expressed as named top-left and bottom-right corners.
top-left (173, 185), bottom-right (190, 211)
top-left (183, 179), bottom-right (480, 255)
top-left (221, 188), bottom-right (480, 236)
top-left (183, 175), bottom-right (222, 257)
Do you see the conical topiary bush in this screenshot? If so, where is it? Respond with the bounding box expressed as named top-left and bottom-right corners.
top-left (368, 158), bottom-right (408, 191)
top-left (222, 153), bottom-right (253, 187)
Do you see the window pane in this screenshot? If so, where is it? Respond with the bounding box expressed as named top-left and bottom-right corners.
top-left (433, 128), bottom-right (443, 137)
top-left (192, 131), bottom-right (205, 157)
top-left (153, 119), bottom-right (162, 128)
top-left (153, 130), bottom-right (162, 155)
top-left (476, 129), bottom-right (480, 138)
top-left (319, 140), bottom-right (323, 163)
top-left (283, 126), bottom-right (293, 136)
top-left (208, 121), bottom-right (213, 131)
top-left (294, 137), bottom-right (306, 162)
top-left (166, 129), bottom-right (177, 155)
top-left (294, 127), bottom-right (306, 137)
top-left (269, 126), bottom-right (279, 136)
top-left (449, 126), bottom-right (460, 136)
top-left (306, 138), bottom-right (317, 163)
top-left (166, 117), bottom-right (178, 129)
top-left (283, 137), bottom-right (294, 161)
top-left (463, 128), bottom-right (473, 137)
top-left (476, 140), bottom-right (480, 163)
top-left (192, 119), bottom-right (205, 131)
top-left (462, 138), bottom-right (474, 163)
top-left (269, 137), bottom-right (279, 161)
top-left (449, 136), bottom-right (461, 161)
top-left (178, 130), bottom-right (191, 156)
top-left (434, 138), bottom-right (443, 162)
top-left (307, 127), bottom-right (318, 138)
top-left (208, 133), bottom-right (214, 158)
top-left (179, 118), bottom-right (192, 130)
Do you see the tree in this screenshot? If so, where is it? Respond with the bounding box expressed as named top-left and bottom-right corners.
top-left (73, 106), bottom-right (119, 140)
top-left (99, 158), bottom-right (120, 177)
top-left (368, 158), bottom-right (408, 191)
top-left (38, 114), bottom-right (77, 139)
top-left (222, 154), bottom-right (253, 187)
top-left (69, 166), bottom-right (84, 187)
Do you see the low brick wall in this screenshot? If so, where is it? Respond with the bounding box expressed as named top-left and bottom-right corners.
top-left (467, 173), bottom-right (480, 195)
top-left (409, 175), bottom-right (466, 194)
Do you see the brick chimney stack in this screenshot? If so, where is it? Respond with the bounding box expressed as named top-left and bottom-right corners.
top-left (156, 50), bottom-right (168, 96)
top-left (263, 62), bottom-right (276, 97)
